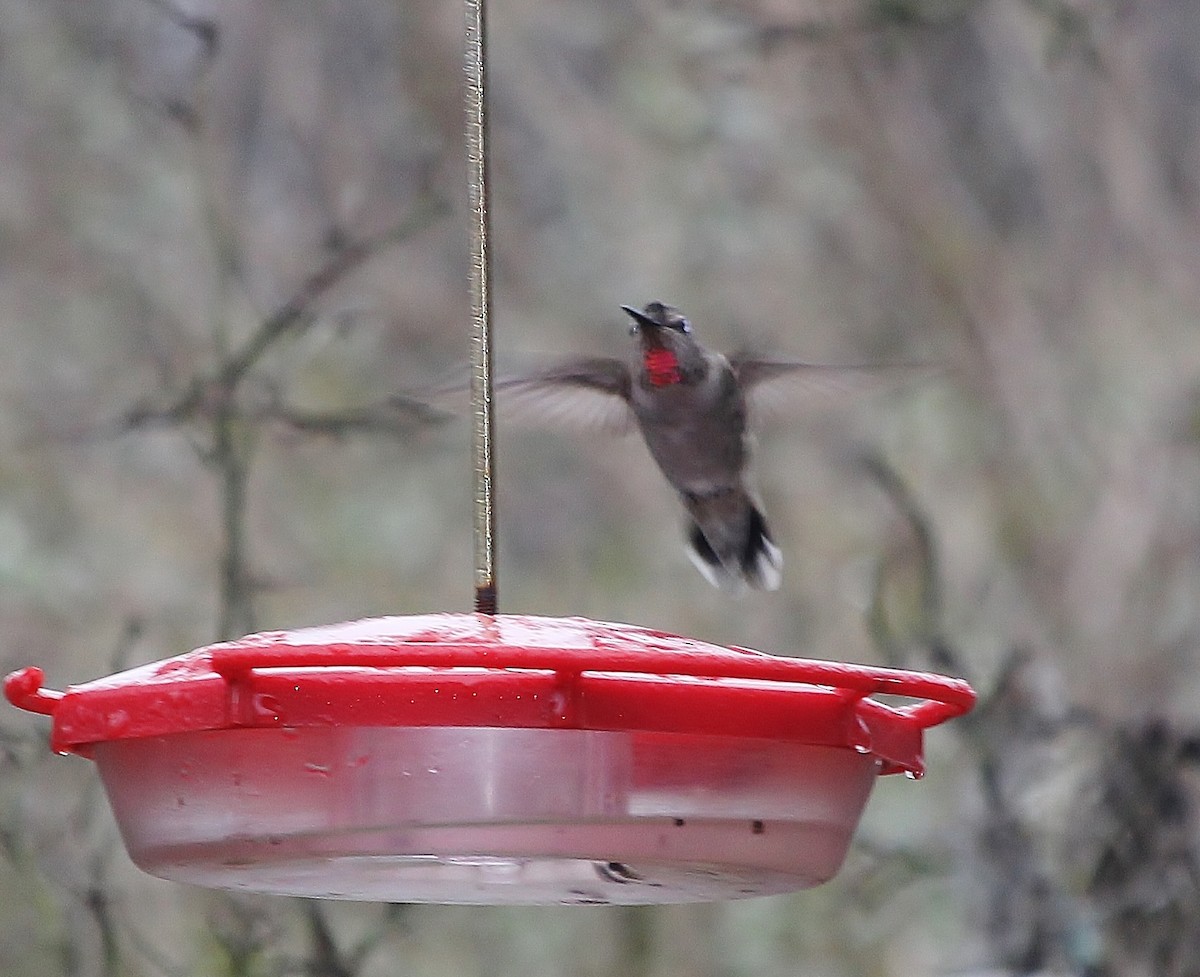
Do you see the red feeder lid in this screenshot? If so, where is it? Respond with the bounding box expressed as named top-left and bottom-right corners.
top-left (6, 614), bottom-right (974, 904)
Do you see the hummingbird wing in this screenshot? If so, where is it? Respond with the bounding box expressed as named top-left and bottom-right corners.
top-left (730, 357), bottom-right (939, 426)
top-left (491, 357), bottom-right (637, 435)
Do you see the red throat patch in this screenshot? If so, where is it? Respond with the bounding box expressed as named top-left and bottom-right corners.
top-left (643, 348), bottom-right (682, 386)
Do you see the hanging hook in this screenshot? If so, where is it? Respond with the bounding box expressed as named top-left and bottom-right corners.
top-left (465, 0), bottom-right (496, 614)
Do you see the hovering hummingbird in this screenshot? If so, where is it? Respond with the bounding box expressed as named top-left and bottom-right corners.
top-left (489, 301), bottom-right (919, 592)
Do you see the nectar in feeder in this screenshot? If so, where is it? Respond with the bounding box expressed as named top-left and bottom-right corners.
top-left (6, 613), bottom-right (974, 905)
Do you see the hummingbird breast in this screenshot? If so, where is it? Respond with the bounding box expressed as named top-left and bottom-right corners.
top-left (630, 361), bottom-right (749, 497)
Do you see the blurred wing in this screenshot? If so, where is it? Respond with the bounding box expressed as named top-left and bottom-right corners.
top-left (731, 357), bottom-right (941, 426)
top-left (493, 357), bottom-right (636, 435)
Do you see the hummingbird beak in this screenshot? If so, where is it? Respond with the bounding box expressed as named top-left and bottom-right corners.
top-left (621, 305), bottom-right (658, 333)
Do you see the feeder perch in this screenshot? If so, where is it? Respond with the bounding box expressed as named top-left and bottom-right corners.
top-left (5, 613), bottom-right (972, 904)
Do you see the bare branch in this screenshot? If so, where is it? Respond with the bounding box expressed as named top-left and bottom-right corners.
top-left (860, 451), bottom-right (945, 666)
top-left (109, 196), bottom-right (448, 445)
top-left (258, 395), bottom-right (452, 439)
top-left (217, 195), bottom-right (448, 391)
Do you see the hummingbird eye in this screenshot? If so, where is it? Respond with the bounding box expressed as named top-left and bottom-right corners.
top-left (679, 318), bottom-right (692, 334)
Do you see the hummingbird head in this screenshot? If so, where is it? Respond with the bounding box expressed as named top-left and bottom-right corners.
top-left (621, 302), bottom-right (700, 386)
top-left (621, 301), bottom-right (692, 339)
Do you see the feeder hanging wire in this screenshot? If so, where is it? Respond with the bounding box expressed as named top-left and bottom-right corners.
top-left (465, 0), bottom-right (496, 614)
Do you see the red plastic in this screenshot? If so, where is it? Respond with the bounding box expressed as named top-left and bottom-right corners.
top-left (5, 614), bottom-right (975, 903)
top-left (5, 613), bottom-right (972, 776)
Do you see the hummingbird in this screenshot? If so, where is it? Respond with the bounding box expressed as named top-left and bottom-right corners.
top-left (489, 301), bottom-right (917, 592)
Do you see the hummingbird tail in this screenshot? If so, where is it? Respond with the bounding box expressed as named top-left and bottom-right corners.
top-left (685, 505), bottom-right (782, 592)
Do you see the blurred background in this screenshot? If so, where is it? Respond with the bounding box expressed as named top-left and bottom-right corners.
top-left (3, 0), bottom-right (1200, 973)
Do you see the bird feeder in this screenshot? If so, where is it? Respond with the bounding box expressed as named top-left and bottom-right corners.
top-left (4, 0), bottom-right (974, 905)
top-left (5, 614), bottom-right (971, 904)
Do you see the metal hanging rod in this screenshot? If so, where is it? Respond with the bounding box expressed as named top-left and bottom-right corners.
top-left (465, 0), bottom-right (496, 614)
